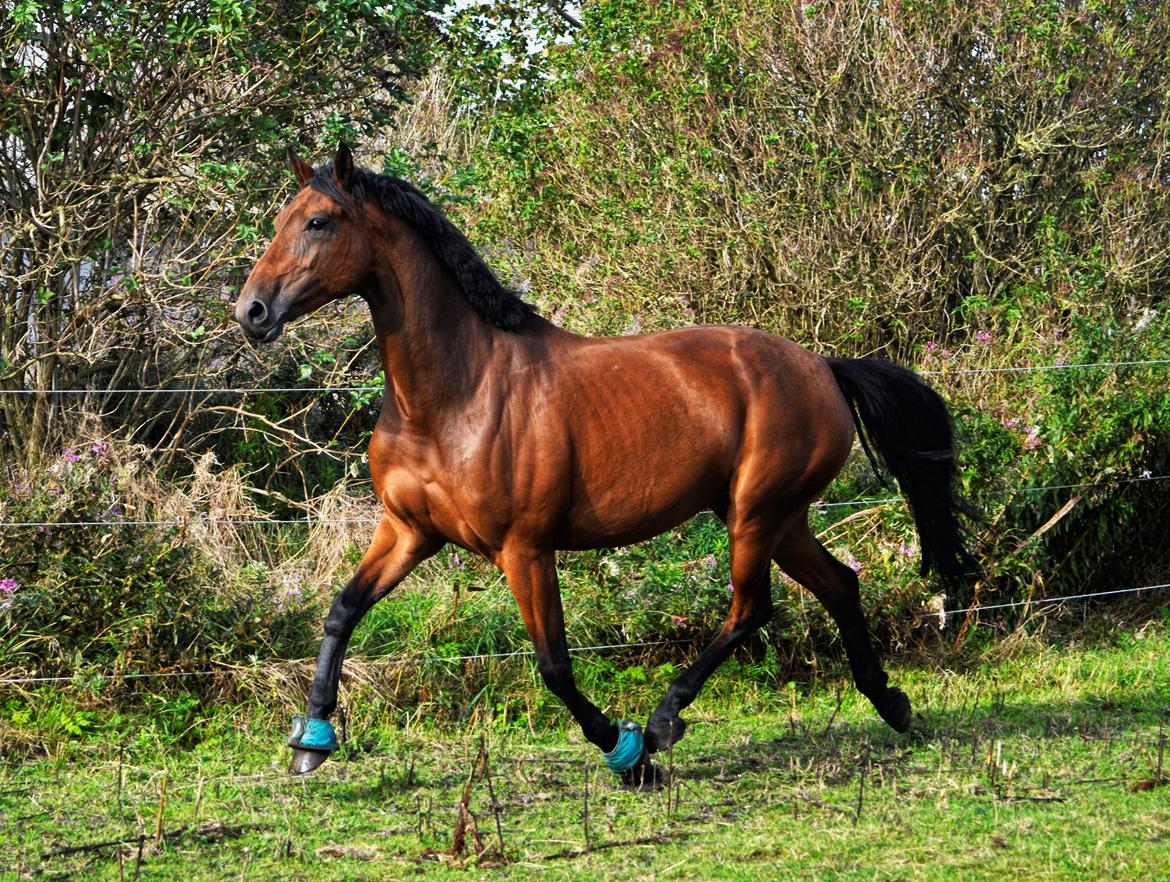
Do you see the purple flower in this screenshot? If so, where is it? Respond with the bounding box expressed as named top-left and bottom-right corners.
top-left (450, 551), bottom-right (464, 571)
top-left (0, 578), bottom-right (17, 594)
top-left (975, 330), bottom-right (992, 343)
top-left (846, 555), bottom-right (863, 575)
top-left (925, 341), bottom-right (939, 352)
top-left (704, 555), bottom-right (717, 569)
top-left (670, 615), bottom-right (688, 629)
top-left (90, 442), bottom-right (109, 456)
top-left (899, 541), bottom-right (916, 559)
top-left (63, 447), bottom-right (81, 463)
top-left (1002, 417), bottom-right (1020, 429)
top-left (1023, 426), bottom-right (1042, 450)
top-left (727, 580), bottom-right (735, 595)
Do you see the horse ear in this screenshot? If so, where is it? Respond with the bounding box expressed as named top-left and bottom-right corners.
top-left (333, 141), bottom-right (354, 190)
top-left (287, 147), bottom-right (314, 188)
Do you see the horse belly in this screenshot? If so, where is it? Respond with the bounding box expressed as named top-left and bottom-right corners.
top-left (560, 407), bottom-right (732, 549)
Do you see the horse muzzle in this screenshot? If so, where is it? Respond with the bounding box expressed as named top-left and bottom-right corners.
top-left (236, 295), bottom-right (287, 342)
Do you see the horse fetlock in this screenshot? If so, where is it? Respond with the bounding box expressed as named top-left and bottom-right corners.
top-left (644, 712), bottom-right (688, 753)
top-left (866, 685), bottom-right (912, 733)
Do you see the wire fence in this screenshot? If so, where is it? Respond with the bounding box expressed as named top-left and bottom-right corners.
top-left (2, 353), bottom-right (1169, 688)
top-left (2, 471), bottom-right (1168, 529)
top-left (3, 578), bottom-right (1169, 689)
top-left (1, 355), bottom-right (1167, 398)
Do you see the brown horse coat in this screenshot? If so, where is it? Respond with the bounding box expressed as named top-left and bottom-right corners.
top-left (237, 144), bottom-right (974, 783)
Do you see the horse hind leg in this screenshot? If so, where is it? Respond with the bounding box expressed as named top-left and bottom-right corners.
top-left (773, 522), bottom-right (911, 732)
top-left (645, 525), bottom-right (777, 753)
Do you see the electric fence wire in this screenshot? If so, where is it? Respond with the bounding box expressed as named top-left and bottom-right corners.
top-left (3, 579), bottom-right (1170, 688)
top-left (3, 354), bottom-right (1170, 686)
top-left (1, 356), bottom-right (1168, 397)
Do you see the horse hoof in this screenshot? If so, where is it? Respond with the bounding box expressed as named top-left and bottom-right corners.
top-left (289, 748), bottom-right (331, 775)
top-left (644, 715), bottom-right (687, 753)
top-left (875, 687), bottom-right (912, 733)
top-left (619, 751), bottom-right (667, 791)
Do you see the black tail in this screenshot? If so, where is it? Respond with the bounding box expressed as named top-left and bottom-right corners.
top-left (826, 356), bottom-right (979, 589)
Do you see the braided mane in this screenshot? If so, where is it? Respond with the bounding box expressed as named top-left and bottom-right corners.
top-left (309, 165), bottom-right (536, 332)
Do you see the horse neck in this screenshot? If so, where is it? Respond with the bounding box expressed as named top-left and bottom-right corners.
top-left (362, 213), bottom-right (500, 422)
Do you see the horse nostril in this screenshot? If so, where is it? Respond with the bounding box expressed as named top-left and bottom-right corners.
top-left (247, 299), bottom-right (268, 326)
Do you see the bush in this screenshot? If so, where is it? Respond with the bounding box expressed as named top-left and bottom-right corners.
top-left (0, 437), bottom-right (337, 677)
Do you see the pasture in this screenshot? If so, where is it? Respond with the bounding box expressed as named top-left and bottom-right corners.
top-left (5, 2), bottom-right (1170, 880)
top-left (6, 623), bottom-right (1169, 881)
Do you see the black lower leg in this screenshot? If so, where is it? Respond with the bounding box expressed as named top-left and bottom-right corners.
top-left (535, 641), bottom-right (617, 752)
top-left (646, 599), bottom-right (773, 753)
top-left (810, 547), bottom-right (910, 732)
top-left (305, 584), bottom-right (374, 719)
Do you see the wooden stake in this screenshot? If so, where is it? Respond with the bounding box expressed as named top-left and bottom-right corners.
top-left (193, 776), bottom-right (205, 827)
top-left (153, 771), bottom-right (168, 849)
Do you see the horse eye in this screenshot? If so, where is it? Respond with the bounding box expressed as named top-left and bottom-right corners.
top-left (306, 217), bottom-right (329, 231)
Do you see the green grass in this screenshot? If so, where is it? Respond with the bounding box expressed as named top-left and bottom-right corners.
top-left (4, 626), bottom-right (1170, 881)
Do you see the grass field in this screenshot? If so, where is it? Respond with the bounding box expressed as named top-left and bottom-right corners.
top-left (4, 623), bottom-right (1170, 882)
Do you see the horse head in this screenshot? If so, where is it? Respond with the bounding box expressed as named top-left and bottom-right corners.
top-left (236, 142), bottom-right (373, 342)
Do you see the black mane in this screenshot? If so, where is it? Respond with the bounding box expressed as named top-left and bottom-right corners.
top-left (308, 165), bottom-right (537, 332)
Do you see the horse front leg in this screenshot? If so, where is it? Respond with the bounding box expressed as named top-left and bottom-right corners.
top-left (501, 547), bottom-right (664, 788)
top-left (289, 518), bottom-right (438, 774)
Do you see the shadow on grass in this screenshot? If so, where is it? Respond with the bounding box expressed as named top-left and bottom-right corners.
top-left (679, 686), bottom-right (1170, 785)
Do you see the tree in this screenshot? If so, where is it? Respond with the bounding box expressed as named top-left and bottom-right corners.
top-left (0, 0), bottom-right (438, 464)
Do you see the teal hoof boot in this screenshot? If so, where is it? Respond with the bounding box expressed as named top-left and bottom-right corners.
top-left (603, 720), bottom-right (644, 773)
top-left (604, 721), bottom-right (666, 791)
top-left (287, 715), bottom-right (338, 775)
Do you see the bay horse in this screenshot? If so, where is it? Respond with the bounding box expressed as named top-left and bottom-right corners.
top-left (236, 143), bottom-right (976, 786)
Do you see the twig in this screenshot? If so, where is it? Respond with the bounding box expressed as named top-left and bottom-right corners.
top-left (582, 760), bottom-right (592, 853)
top-left (821, 684), bottom-right (845, 737)
top-left (194, 777), bottom-right (205, 826)
top-left (1158, 718), bottom-right (1166, 781)
top-left (131, 836), bottom-right (143, 882)
top-left (116, 747), bottom-right (125, 826)
top-left (545, 832), bottom-right (688, 861)
top-left (853, 749), bottom-right (867, 827)
top-left (479, 736), bottom-right (507, 858)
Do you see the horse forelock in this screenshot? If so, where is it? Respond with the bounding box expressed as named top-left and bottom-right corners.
top-left (306, 164), bottom-right (536, 332)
